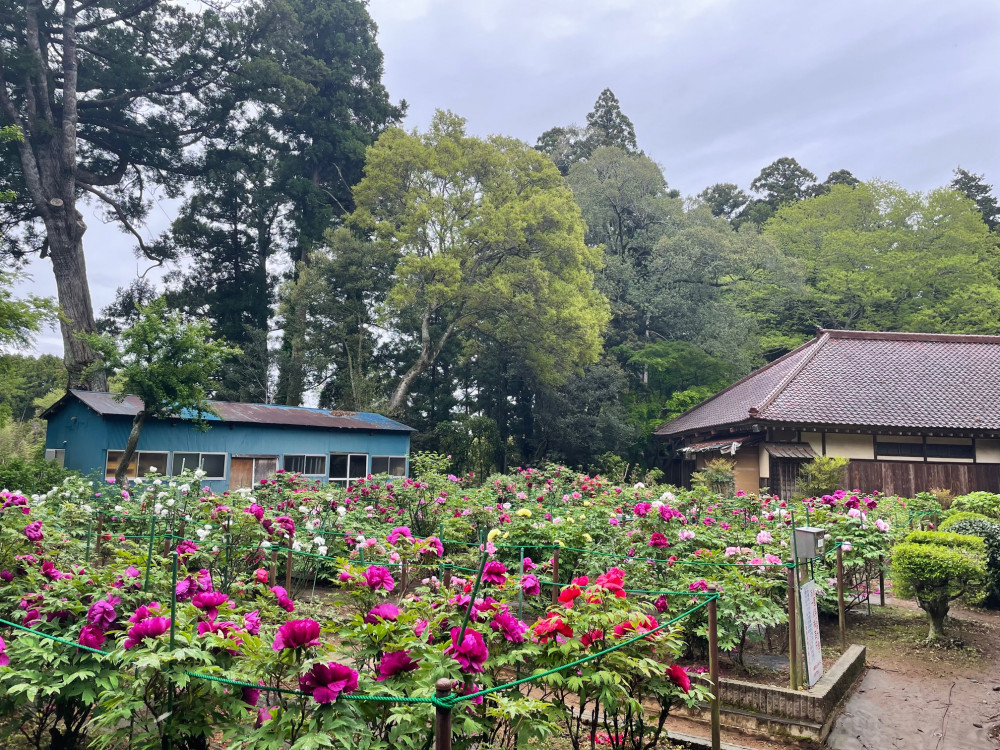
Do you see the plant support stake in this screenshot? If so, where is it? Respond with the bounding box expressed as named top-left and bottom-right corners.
top-left (707, 586), bottom-right (721, 750)
top-left (836, 541), bottom-right (846, 651)
top-left (435, 678), bottom-right (453, 750)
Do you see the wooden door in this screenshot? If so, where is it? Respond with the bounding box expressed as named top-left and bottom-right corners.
top-left (230, 458), bottom-right (254, 490)
top-left (253, 457), bottom-right (277, 483)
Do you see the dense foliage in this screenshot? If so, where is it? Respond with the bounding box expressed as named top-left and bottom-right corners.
top-left (0, 462), bottom-right (898, 748)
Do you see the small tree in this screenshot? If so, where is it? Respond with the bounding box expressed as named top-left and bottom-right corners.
top-left (797, 455), bottom-right (848, 498)
top-left (82, 298), bottom-right (238, 485)
top-left (891, 531), bottom-right (986, 640)
top-left (691, 457), bottom-right (735, 497)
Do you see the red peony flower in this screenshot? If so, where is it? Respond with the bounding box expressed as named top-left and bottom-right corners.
top-left (667, 664), bottom-right (691, 693)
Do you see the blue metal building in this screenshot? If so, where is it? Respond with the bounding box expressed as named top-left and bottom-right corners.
top-left (43, 390), bottom-right (414, 491)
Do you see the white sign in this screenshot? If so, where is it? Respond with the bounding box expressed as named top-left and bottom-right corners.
top-left (799, 581), bottom-right (824, 686)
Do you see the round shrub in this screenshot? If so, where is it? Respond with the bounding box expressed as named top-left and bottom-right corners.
top-left (945, 517), bottom-right (1000, 608)
top-left (949, 492), bottom-right (1000, 520)
top-left (940, 511), bottom-right (992, 531)
top-left (891, 536), bottom-right (986, 639)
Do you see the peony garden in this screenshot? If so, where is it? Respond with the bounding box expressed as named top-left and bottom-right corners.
top-left (2, 454), bottom-right (997, 750)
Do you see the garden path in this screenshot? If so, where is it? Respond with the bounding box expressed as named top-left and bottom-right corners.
top-left (826, 599), bottom-right (1000, 750)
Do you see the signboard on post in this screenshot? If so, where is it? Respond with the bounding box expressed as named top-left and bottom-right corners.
top-left (799, 580), bottom-right (823, 686)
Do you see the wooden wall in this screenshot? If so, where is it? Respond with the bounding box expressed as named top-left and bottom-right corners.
top-left (846, 460), bottom-right (1000, 496)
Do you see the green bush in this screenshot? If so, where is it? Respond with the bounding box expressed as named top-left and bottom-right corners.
top-left (940, 511), bottom-right (993, 531)
top-left (904, 530), bottom-right (986, 552)
top-left (690, 457), bottom-right (735, 497)
top-left (945, 518), bottom-right (1000, 608)
top-left (797, 456), bottom-right (848, 498)
top-left (0, 456), bottom-right (76, 494)
top-left (892, 536), bottom-right (986, 639)
top-left (950, 491), bottom-right (1000, 520)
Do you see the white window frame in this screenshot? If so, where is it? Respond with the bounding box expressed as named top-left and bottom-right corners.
top-left (106, 450), bottom-right (170, 481)
top-left (329, 452), bottom-right (368, 487)
top-left (370, 455), bottom-right (407, 477)
top-left (170, 451), bottom-right (228, 480)
top-left (282, 454), bottom-right (327, 476)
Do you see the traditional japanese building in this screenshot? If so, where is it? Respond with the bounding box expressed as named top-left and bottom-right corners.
top-left (656, 330), bottom-right (1000, 498)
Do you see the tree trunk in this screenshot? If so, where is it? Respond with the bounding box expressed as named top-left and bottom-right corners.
top-left (46, 214), bottom-right (107, 391)
top-left (114, 411), bottom-right (147, 486)
top-left (920, 594), bottom-right (949, 640)
top-left (387, 307), bottom-right (459, 415)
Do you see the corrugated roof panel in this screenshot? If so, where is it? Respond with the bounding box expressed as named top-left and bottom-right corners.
top-left (763, 443), bottom-right (817, 459)
top-left (64, 391), bottom-right (415, 432)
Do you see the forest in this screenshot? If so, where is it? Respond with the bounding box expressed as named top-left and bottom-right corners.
top-left (1, 0), bottom-right (999, 477)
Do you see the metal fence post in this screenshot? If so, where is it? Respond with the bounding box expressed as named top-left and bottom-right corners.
top-left (836, 541), bottom-right (846, 652)
top-left (787, 564), bottom-right (798, 690)
top-left (707, 585), bottom-right (721, 750)
top-left (551, 547), bottom-right (560, 606)
top-left (435, 678), bottom-right (453, 750)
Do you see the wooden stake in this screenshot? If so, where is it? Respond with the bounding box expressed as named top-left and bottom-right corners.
top-left (878, 555), bottom-right (886, 607)
top-left (787, 565), bottom-right (799, 690)
top-left (435, 678), bottom-right (453, 750)
top-left (551, 547), bottom-right (560, 606)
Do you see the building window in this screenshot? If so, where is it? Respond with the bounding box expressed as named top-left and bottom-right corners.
top-left (44, 449), bottom-right (66, 467)
top-left (371, 456), bottom-right (407, 477)
top-left (283, 454), bottom-right (327, 476)
top-left (926, 443), bottom-right (975, 460)
top-left (106, 450), bottom-right (170, 481)
top-left (171, 452), bottom-right (226, 479)
top-left (875, 441), bottom-right (924, 458)
top-left (329, 453), bottom-right (368, 487)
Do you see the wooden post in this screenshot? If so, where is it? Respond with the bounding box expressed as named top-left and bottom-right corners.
top-left (285, 547), bottom-right (294, 591)
top-left (787, 565), bottom-right (799, 690)
top-left (551, 547), bottom-right (560, 606)
top-left (707, 584), bottom-right (721, 750)
top-left (269, 549), bottom-right (278, 585)
top-left (836, 541), bottom-right (846, 652)
top-left (878, 555), bottom-right (886, 606)
top-left (434, 678), bottom-right (453, 750)
top-left (400, 562), bottom-right (408, 594)
top-left (442, 564), bottom-right (452, 590)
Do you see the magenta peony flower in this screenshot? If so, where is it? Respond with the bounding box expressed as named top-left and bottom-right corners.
top-left (78, 624), bottom-right (107, 649)
top-left (192, 590), bottom-right (229, 620)
top-left (521, 557), bottom-right (537, 573)
top-left (386, 526), bottom-right (412, 545)
top-left (376, 650), bottom-right (419, 681)
top-left (481, 561), bottom-right (508, 585)
top-left (362, 565), bottom-right (395, 591)
top-left (633, 502), bottom-right (651, 517)
top-left (421, 536), bottom-right (444, 557)
top-left (123, 616), bottom-right (171, 649)
top-left (242, 684), bottom-right (262, 706)
top-left (0, 570), bottom-right (12, 582)
top-left (446, 627), bottom-right (488, 673)
top-left (175, 577), bottom-right (195, 601)
top-left (176, 539), bottom-right (199, 556)
top-left (128, 603), bottom-right (162, 624)
top-left (24, 521), bottom-right (43, 542)
top-left (654, 595), bottom-right (670, 614)
top-left (253, 568), bottom-right (268, 584)
top-left (125, 566), bottom-right (141, 578)
top-left (364, 603), bottom-right (400, 624)
top-left (0, 636), bottom-right (8, 666)
top-left (87, 600), bottom-right (117, 631)
top-left (272, 619), bottom-right (321, 651)
top-left (491, 612), bottom-right (527, 643)
top-left (520, 574), bottom-right (541, 596)
top-left (270, 585), bottom-right (295, 613)
top-left (243, 610), bottom-right (261, 635)
top-left (299, 662), bottom-right (358, 703)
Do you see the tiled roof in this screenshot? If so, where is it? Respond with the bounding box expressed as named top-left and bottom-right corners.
top-left (48, 391), bottom-right (415, 433)
top-left (656, 330), bottom-right (1000, 436)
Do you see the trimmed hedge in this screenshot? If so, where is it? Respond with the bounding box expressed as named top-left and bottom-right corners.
top-left (940, 511), bottom-right (993, 530)
top-left (903, 530), bottom-right (986, 552)
top-left (946, 518), bottom-right (1000, 608)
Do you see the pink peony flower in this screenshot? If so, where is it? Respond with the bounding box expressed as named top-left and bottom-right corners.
top-left (364, 603), bottom-right (400, 624)
top-left (363, 565), bottom-right (395, 591)
top-left (87, 600), bottom-right (117, 630)
top-left (299, 662), bottom-right (358, 703)
top-left (491, 612), bottom-right (527, 643)
top-left (446, 627), bottom-right (488, 673)
top-left (481, 561), bottom-right (508, 585)
top-left (756, 530), bottom-right (773, 545)
top-left (24, 521), bottom-right (43, 542)
top-left (78, 624), bottom-right (106, 650)
top-left (875, 519), bottom-right (890, 532)
top-left (243, 610), bottom-right (261, 635)
top-left (421, 536), bottom-right (444, 557)
top-left (521, 574), bottom-right (541, 596)
top-left (272, 619), bottom-right (321, 651)
top-left (678, 529), bottom-right (695, 542)
top-left (176, 539), bottom-right (199, 556)
top-left (123, 617), bottom-right (171, 649)
top-left (192, 590), bottom-right (229, 621)
top-left (253, 568), bottom-right (268, 584)
top-left (270, 585), bottom-right (295, 613)
top-left (377, 650), bottom-right (420, 681)
top-left (386, 526), bottom-right (412, 545)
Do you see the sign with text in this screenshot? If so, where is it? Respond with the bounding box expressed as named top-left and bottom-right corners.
top-left (799, 580), bottom-right (824, 686)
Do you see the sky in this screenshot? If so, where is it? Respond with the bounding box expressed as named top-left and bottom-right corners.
top-left (16, 0), bottom-right (1000, 356)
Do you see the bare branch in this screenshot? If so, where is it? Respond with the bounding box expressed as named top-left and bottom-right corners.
top-left (79, 183), bottom-right (150, 256)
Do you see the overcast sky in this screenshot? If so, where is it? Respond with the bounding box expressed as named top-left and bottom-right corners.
top-left (17, 0), bottom-right (1000, 356)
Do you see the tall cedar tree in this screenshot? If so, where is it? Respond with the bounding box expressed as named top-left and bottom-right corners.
top-left (951, 167), bottom-right (999, 232)
top-left (0, 1), bottom-right (254, 389)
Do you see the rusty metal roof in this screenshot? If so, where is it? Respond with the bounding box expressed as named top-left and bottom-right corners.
top-left (681, 437), bottom-right (752, 454)
top-left (763, 443), bottom-right (817, 459)
top-left (51, 391), bottom-right (415, 432)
